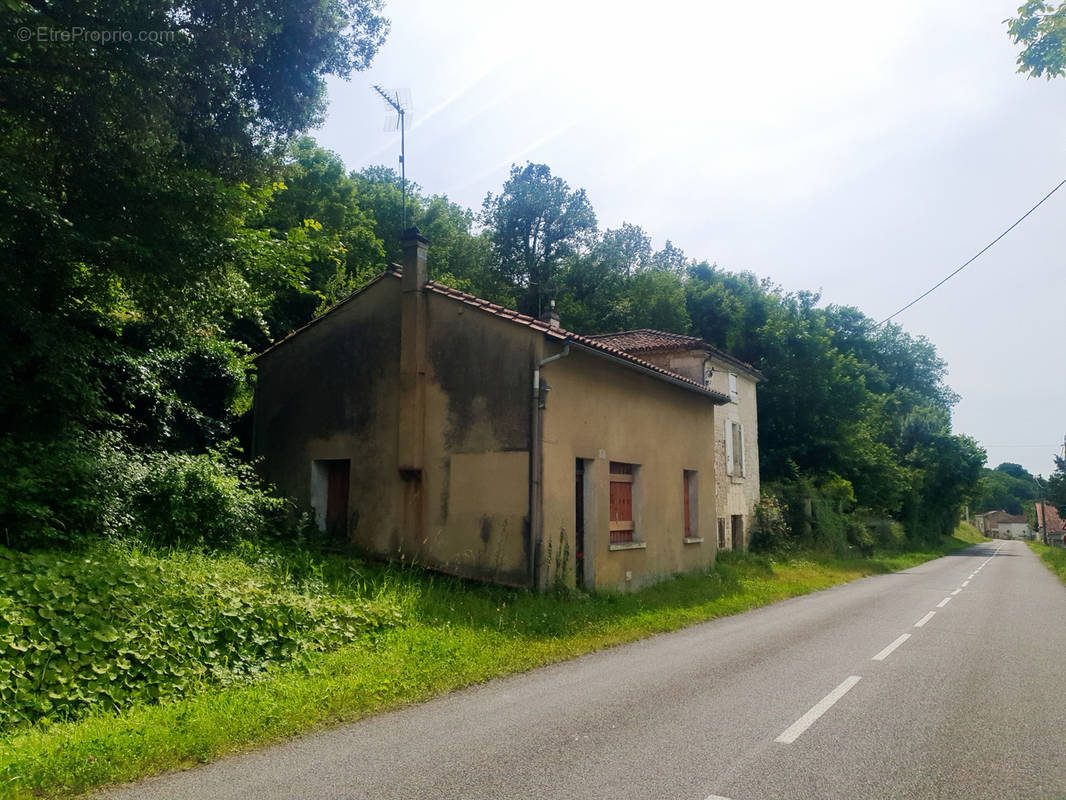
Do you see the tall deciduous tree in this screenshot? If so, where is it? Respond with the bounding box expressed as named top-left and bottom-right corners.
top-left (481, 163), bottom-right (597, 317)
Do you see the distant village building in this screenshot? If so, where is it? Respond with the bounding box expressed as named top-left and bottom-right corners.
top-left (252, 231), bottom-right (763, 591)
top-left (975, 510), bottom-right (1032, 540)
top-left (1035, 502), bottom-right (1066, 547)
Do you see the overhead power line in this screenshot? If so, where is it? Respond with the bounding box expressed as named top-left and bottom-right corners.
top-left (877, 177), bottom-right (1066, 326)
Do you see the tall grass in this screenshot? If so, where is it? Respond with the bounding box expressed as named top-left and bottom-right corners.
top-left (1028, 540), bottom-right (1066, 585)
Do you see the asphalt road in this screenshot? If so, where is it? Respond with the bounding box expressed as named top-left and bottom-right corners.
top-left (103, 540), bottom-right (1066, 800)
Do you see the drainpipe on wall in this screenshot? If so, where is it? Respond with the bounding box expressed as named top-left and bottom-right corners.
top-left (529, 339), bottom-right (570, 589)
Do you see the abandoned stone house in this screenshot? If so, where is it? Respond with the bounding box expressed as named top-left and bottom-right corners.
top-left (252, 231), bottom-right (763, 591)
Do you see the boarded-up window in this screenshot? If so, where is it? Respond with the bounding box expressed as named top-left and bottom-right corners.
top-left (729, 372), bottom-right (739, 401)
top-left (683, 470), bottom-right (698, 539)
top-left (609, 462), bottom-right (636, 544)
top-left (717, 517), bottom-right (727, 549)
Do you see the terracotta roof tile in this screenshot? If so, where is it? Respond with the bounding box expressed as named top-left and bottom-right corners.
top-left (1036, 502), bottom-right (1066, 532)
top-left (588, 329), bottom-right (705, 351)
top-left (587, 329), bottom-right (764, 379)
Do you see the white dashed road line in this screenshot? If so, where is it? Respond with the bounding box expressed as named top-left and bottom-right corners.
top-left (776, 675), bottom-right (862, 744)
top-left (872, 633), bottom-right (911, 662)
top-left (758, 541), bottom-right (999, 776)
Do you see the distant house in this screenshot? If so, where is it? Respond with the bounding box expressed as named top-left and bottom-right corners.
top-left (976, 510), bottom-right (1032, 540)
top-left (585, 330), bottom-right (763, 551)
top-left (1035, 502), bottom-right (1066, 547)
top-left (252, 231), bottom-right (758, 591)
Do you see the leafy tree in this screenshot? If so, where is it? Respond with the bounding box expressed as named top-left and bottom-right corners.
top-left (652, 240), bottom-right (691, 274)
top-left (972, 463), bottom-right (1041, 516)
top-left (481, 163), bottom-right (597, 317)
top-left (599, 223), bottom-right (654, 276)
top-left (1007, 1), bottom-right (1066, 79)
top-left (350, 167), bottom-right (498, 298)
top-left (2, 0), bottom-right (388, 434)
top-left (555, 223), bottom-right (688, 333)
top-left (1047, 455), bottom-right (1066, 514)
top-left (250, 139), bottom-right (385, 346)
top-left (899, 409), bottom-right (986, 540)
top-left (0, 0), bottom-right (388, 544)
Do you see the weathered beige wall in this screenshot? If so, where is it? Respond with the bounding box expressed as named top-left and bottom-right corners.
top-left (254, 278), bottom-right (534, 586)
top-left (707, 357), bottom-right (760, 550)
top-left (540, 347), bottom-right (719, 591)
top-left (417, 293), bottom-right (534, 586)
top-left (253, 276), bottom-right (406, 551)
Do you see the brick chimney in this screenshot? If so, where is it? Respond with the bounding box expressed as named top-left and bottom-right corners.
top-left (398, 227), bottom-right (429, 474)
top-left (540, 299), bottom-right (560, 330)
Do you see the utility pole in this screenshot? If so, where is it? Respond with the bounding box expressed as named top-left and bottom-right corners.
top-left (1040, 481), bottom-right (1048, 545)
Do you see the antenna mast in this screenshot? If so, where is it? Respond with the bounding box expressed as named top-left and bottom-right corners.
top-left (371, 84), bottom-right (410, 231)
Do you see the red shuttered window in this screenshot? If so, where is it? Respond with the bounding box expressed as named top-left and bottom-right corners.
top-left (609, 462), bottom-right (635, 544)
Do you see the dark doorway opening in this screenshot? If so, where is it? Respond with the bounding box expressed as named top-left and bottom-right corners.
top-left (731, 514), bottom-right (744, 550)
top-left (312, 459), bottom-right (351, 540)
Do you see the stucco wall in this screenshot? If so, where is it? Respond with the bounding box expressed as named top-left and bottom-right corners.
top-left (253, 276), bottom-right (405, 551)
top-left (253, 276), bottom-right (535, 587)
top-left (991, 522), bottom-right (1032, 540)
top-left (539, 347), bottom-right (719, 591)
top-left (419, 292), bottom-right (533, 586)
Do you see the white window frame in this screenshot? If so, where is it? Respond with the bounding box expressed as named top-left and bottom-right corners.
top-left (728, 372), bottom-right (739, 402)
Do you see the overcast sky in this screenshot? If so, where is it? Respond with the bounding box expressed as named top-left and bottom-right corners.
top-left (313, 0), bottom-right (1066, 478)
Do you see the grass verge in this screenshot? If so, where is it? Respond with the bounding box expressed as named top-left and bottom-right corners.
top-left (0, 529), bottom-right (982, 799)
top-left (1026, 540), bottom-right (1066, 585)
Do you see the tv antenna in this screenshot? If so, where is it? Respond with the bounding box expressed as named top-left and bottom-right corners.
top-left (371, 85), bottom-right (412, 230)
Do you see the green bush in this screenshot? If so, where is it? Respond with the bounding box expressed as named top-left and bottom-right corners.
top-left (0, 546), bottom-right (403, 728)
top-left (749, 494), bottom-right (791, 552)
top-left (131, 445), bottom-right (288, 546)
top-left (0, 434), bottom-right (289, 549)
top-left (846, 519), bottom-right (874, 556)
top-left (0, 434), bottom-right (133, 549)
